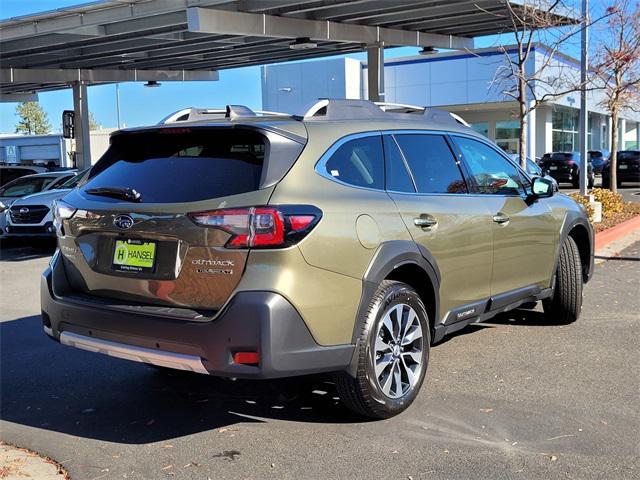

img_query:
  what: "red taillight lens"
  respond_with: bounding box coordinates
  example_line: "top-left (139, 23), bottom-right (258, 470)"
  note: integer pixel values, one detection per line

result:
top-left (288, 215), bottom-right (316, 231)
top-left (188, 206), bottom-right (320, 249)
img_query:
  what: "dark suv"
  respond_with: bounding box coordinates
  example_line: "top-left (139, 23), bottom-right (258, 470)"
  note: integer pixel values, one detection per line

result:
top-left (42, 100), bottom-right (594, 418)
top-left (540, 152), bottom-right (594, 188)
top-left (602, 151), bottom-right (640, 188)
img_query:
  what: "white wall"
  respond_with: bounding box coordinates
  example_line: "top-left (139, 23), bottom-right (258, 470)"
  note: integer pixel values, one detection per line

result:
top-left (261, 58), bottom-right (361, 114)
top-left (363, 50), bottom-right (522, 107)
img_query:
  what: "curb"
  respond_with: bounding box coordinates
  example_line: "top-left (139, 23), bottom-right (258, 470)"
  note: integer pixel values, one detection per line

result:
top-left (594, 214), bottom-right (640, 251)
top-left (0, 442), bottom-right (68, 480)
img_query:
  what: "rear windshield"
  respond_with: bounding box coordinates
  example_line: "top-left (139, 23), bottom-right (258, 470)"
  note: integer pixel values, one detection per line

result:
top-left (550, 153), bottom-right (574, 161)
top-left (83, 129), bottom-right (266, 203)
top-left (618, 151), bottom-right (639, 161)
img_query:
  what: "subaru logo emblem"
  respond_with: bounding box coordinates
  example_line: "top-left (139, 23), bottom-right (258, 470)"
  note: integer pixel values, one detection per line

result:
top-left (19, 207), bottom-right (29, 214)
top-left (113, 214), bottom-right (134, 230)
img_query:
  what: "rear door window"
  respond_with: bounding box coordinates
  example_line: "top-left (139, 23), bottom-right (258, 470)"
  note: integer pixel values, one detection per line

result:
top-left (383, 135), bottom-right (415, 193)
top-left (323, 135), bottom-right (384, 190)
top-left (393, 134), bottom-right (467, 194)
top-left (82, 129), bottom-right (267, 203)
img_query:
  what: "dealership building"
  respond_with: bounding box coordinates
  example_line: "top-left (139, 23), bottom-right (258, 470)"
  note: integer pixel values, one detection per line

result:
top-left (262, 45), bottom-right (640, 159)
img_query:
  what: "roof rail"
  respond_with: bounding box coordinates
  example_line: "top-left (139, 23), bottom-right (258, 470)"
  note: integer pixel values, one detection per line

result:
top-left (301, 99), bottom-right (471, 127)
top-left (159, 106), bottom-right (291, 124)
top-left (158, 100), bottom-right (471, 128)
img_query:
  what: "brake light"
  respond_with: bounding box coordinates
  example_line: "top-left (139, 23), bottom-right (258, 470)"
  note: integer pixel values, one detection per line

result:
top-left (188, 205), bottom-right (321, 249)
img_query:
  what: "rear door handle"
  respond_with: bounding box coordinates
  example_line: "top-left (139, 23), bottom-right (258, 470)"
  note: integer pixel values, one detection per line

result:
top-left (493, 213), bottom-right (510, 224)
top-left (414, 215), bottom-right (437, 228)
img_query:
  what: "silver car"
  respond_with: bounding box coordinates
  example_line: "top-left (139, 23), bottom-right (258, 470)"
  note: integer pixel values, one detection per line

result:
top-left (3, 170), bottom-right (88, 238)
top-left (0, 171), bottom-right (76, 237)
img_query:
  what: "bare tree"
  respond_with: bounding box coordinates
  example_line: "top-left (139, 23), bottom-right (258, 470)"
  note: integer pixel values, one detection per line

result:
top-left (481, 1), bottom-right (603, 168)
top-left (591, 0), bottom-right (640, 193)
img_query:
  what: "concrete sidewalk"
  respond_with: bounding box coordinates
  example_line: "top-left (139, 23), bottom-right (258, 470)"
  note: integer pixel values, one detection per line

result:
top-left (0, 443), bottom-right (67, 479)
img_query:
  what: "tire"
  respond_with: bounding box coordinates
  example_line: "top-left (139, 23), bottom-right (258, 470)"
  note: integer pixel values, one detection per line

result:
top-left (336, 280), bottom-right (430, 419)
top-left (602, 177), bottom-right (610, 189)
top-left (588, 177), bottom-right (594, 189)
top-left (543, 236), bottom-right (583, 324)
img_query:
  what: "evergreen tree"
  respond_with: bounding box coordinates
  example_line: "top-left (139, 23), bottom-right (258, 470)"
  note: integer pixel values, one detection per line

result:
top-left (15, 102), bottom-right (52, 135)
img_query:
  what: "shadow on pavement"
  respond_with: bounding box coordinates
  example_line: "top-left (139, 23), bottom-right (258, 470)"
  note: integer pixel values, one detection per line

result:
top-left (594, 255), bottom-right (640, 262)
top-left (0, 316), bottom-right (363, 445)
top-left (0, 238), bottom-right (56, 262)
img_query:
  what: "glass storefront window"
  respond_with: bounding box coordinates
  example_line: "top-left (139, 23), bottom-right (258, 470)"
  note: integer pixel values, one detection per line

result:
top-left (496, 120), bottom-right (520, 154)
top-left (552, 110), bottom-right (579, 152)
top-left (471, 122), bottom-right (489, 137)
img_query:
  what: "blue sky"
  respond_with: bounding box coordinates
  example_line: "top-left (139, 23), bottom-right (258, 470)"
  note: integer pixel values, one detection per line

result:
top-left (0, 0), bottom-right (594, 133)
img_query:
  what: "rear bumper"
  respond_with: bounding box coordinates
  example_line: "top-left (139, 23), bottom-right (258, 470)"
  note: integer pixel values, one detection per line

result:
top-left (41, 252), bottom-right (354, 379)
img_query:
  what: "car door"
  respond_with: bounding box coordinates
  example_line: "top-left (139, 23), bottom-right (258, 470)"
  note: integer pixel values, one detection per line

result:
top-left (450, 135), bottom-right (557, 297)
top-left (385, 132), bottom-right (494, 325)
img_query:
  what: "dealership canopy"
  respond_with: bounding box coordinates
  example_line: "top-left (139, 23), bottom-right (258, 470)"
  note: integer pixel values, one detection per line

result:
top-left (0, 0), bottom-right (577, 166)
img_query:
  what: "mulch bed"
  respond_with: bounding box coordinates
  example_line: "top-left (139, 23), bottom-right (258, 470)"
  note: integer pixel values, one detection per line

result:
top-left (594, 203), bottom-right (640, 233)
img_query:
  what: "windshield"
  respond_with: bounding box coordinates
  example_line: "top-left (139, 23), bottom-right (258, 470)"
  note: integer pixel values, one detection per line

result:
top-left (60, 168), bottom-right (91, 189)
top-left (0, 176), bottom-right (57, 198)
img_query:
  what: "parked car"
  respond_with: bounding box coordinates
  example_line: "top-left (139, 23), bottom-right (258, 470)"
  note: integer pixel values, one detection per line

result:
top-left (588, 150), bottom-right (609, 175)
top-left (4, 169), bottom-right (89, 238)
top-left (0, 171), bottom-right (77, 236)
top-left (602, 150), bottom-right (640, 188)
top-left (0, 165), bottom-right (47, 186)
top-left (510, 154), bottom-right (559, 191)
top-left (539, 152), bottom-right (594, 188)
top-left (42, 100), bottom-right (593, 419)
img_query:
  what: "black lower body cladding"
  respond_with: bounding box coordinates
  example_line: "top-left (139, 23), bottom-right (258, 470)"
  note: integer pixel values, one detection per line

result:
top-left (41, 253), bottom-right (354, 379)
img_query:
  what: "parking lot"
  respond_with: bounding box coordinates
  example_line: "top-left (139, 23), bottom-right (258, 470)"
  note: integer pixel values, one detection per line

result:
top-left (0, 235), bottom-right (638, 480)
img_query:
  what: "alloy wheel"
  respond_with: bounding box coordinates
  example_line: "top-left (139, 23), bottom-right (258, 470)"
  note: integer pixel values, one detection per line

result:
top-left (373, 303), bottom-right (424, 399)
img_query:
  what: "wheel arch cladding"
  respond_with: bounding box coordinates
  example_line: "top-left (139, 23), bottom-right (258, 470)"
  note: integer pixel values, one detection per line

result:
top-left (354, 241), bottom-right (440, 342)
top-left (564, 218), bottom-right (594, 283)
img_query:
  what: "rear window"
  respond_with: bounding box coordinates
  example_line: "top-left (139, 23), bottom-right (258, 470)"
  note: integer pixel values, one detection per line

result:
top-left (550, 153), bottom-right (573, 161)
top-left (83, 129), bottom-right (267, 203)
top-left (618, 151), bottom-right (639, 161)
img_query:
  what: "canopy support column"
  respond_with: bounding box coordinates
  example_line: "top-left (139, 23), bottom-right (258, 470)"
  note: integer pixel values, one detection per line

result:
top-left (72, 81), bottom-right (91, 169)
top-left (367, 44), bottom-right (385, 102)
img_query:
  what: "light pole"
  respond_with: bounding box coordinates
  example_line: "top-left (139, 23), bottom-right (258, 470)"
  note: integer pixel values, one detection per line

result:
top-left (115, 82), bottom-right (122, 129)
top-left (579, 0), bottom-right (589, 196)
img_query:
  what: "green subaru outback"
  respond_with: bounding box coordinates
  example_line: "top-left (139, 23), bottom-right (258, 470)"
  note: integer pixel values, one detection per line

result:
top-left (42, 100), bottom-right (593, 419)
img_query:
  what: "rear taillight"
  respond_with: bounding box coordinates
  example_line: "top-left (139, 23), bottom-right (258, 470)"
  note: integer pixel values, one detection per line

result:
top-left (188, 205), bottom-right (321, 249)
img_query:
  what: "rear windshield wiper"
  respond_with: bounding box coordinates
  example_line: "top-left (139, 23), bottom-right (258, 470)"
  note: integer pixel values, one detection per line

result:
top-left (85, 186), bottom-right (142, 202)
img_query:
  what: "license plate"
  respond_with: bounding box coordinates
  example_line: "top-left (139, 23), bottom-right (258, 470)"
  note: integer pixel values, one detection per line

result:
top-left (619, 164), bottom-right (628, 170)
top-left (112, 239), bottom-right (156, 272)
top-left (549, 166), bottom-right (558, 170)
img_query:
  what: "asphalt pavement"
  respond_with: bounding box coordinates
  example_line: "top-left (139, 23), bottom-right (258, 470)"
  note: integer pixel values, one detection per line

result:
top-left (0, 239), bottom-right (638, 480)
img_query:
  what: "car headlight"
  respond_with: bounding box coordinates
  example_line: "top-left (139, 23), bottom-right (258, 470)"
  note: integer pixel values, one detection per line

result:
top-left (0, 201), bottom-right (6, 213)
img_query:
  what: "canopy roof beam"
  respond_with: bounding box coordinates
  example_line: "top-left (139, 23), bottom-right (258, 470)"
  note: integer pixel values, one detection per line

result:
top-left (187, 7), bottom-right (474, 50)
top-left (1, 67), bottom-right (218, 86)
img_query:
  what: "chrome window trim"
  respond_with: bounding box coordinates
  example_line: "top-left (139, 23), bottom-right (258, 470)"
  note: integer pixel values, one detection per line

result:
top-left (315, 128), bottom-right (476, 194)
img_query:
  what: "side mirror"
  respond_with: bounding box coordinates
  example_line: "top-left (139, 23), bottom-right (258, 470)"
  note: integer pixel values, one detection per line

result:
top-left (531, 176), bottom-right (554, 199)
